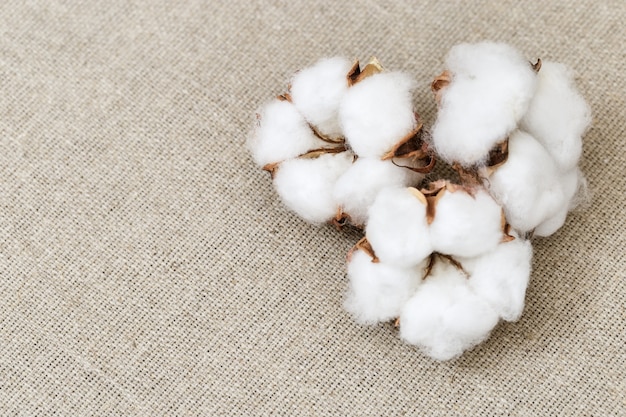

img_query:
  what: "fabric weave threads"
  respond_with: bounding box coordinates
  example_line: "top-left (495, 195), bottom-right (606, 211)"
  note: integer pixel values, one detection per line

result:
top-left (0, 1), bottom-right (624, 415)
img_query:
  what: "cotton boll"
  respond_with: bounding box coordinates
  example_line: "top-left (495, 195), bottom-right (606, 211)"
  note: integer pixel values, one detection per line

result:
top-left (399, 260), bottom-right (499, 361)
top-left (483, 130), bottom-right (565, 233)
top-left (429, 187), bottom-right (503, 258)
top-left (521, 61), bottom-right (591, 171)
top-left (365, 187), bottom-right (432, 268)
top-left (534, 168), bottom-right (585, 237)
top-left (462, 237), bottom-right (533, 321)
top-left (272, 152), bottom-right (353, 224)
top-left (333, 158), bottom-right (424, 226)
top-left (290, 57), bottom-right (354, 138)
top-left (249, 99), bottom-right (328, 167)
top-left (432, 42), bottom-right (537, 166)
top-left (339, 72), bottom-right (417, 157)
top-left (344, 249), bottom-right (424, 325)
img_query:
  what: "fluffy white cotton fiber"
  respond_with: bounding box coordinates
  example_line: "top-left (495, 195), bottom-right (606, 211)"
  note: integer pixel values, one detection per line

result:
top-left (333, 158), bottom-right (423, 226)
top-left (365, 187), bottom-right (432, 267)
top-left (344, 249), bottom-right (424, 325)
top-left (290, 57), bottom-right (353, 138)
top-left (249, 99), bottom-right (328, 167)
top-left (399, 259), bottom-right (499, 361)
top-left (273, 152), bottom-right (353, 224)
top-left (521, 61), bottom-right (591, 171)
top-left (463, 237), bottom-right (533, 321)
top-left (251, 47), bottom-right (591, 361)
top-left (432, 42), bottom-right (537, 166)
top-left (483, 130), bottom-right (565, 233)
top-left (534, 168), bottom-right (585, 237)
top-left (339, 72), bottom-right (417, 157)
top-left (429, 187), bottom-right (503, 257)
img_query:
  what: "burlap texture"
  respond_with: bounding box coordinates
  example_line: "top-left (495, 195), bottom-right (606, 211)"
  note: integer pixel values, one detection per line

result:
top-left (0, 1), bottom-right (624, 415)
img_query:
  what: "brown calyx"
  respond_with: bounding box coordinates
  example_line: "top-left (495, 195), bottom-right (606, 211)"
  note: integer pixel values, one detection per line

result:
top-left (381, 122), bottom-right (436, 174)
top-left (331, 207), bottom-right (353, 230)
top-left (395, 153), bottom-right (436, 174)
top-left (502, 221), bottom-right (515, 243)
top-left (452, 139), bottom-right (509, 184)
top-left (531, 58), bottom-right (542, 73)
top-left (262, 162), bottom-right (280, 179)
top-left (298, 145), bottom-right (348, 160)
top-left (408, 187), bottom-right (428, 206)
top-left (420, 180), bottom-right (449, 197)
top-left (438, 253), bottom-right (469, 278)
top-left (420, 180), bottom-right (480, 224)
top-left (349, 237), bottom-right (379, 263)
top-left (263, 144), bottom-right (348, 179)
top-left (423, 252), bottom-right (470, 280)
top-left (487, 139), bottom-right (509, 171)
top-left (276, 93), bottom-right (293, 102)
top-left (431, 70), bottom-right (451, 104)
top-left (421, 180), bottom-right (448, 224)
top-left (309, 123), bottom-right (345, 144)
top-left (347, 57), bottom-right (384, 86)
top-left (425, 191), bottom-right (444, 225)
top-left (382, 123), bottom-right (426, 160)
top-left (452, 162), bottom-right (483, 187)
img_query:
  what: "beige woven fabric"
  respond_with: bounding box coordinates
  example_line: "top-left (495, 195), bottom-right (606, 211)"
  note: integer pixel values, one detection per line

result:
top-left (0, 1), bottom-right (624, 415)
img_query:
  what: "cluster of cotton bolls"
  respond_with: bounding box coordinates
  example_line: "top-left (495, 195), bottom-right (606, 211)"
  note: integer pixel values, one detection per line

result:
top-left (345, 182), bottom-right (533, 360)
top-left (248, 41), bottom-right (590, 361)
top-left (248, 57), bottom-right (434, 227)
top-left (431, 42), bottom-right (591, 237)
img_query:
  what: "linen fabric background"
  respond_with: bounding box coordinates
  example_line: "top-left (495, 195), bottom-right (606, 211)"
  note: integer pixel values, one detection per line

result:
top-left (0, 1), bottom-right (624, 416)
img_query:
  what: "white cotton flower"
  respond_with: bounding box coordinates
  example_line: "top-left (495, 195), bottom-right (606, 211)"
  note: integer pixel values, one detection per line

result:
top-left (339, 72), bottom-right (417, 157)
top-left (365, 187), bottom-right (432, 268)
top-left (272, 152), bottom-right (353, 224)
top-left (344, 249), bottom-right (424, 325)
top-left (534, 168), bottom-right (586, 237)
top-left (462, 237), bottom-right (533, 322)
top-left (249, 50), bottom-right (591, 359)
top-left (399, 259), bottom-right (499, 361)
top-left (482, 130), bottom-right (566, 233)
top-left (432, 41), bottom-right (537, 166)
top-left (248, 99), bottom-right (328, 167)
top-left (290, 57), bottom-right (353, 138)
top-left (333, 158), bottom-right (424, 226)
top-left (521, 61), bottom-right (591, 171)
top-left (429, 187), bottom-right (503, 258)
